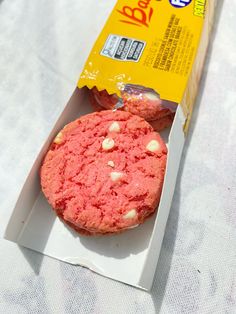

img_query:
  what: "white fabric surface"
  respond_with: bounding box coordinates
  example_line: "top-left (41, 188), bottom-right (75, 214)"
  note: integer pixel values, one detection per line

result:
top-left (0, 1), bottom-right (236, 313)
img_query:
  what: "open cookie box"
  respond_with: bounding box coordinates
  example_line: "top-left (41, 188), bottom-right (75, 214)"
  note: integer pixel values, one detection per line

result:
top-left (4, 1), bottom-right (216, 290)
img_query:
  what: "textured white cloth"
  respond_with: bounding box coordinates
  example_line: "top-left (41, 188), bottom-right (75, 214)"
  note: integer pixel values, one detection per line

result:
top-left (0, 1), bottom-right (236, 313)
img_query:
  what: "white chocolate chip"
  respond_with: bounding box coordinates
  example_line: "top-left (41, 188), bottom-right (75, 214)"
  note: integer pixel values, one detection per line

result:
top-left (107, 160), bottom-right (115, 167)
top-left (145, 92), bottom-right (159, 101)
top-left (110, 171), bottom-right (123, 182)
top-left (123, 209), bottom-right (137, 219)
top-left (109, 121), bottom-right (120, 132)
top-left (102, 138), bottom-right (115, 150)
top-left (54, 132), bottom-right (63, 144)
top-left (146, 140), bottom-right (160, 152)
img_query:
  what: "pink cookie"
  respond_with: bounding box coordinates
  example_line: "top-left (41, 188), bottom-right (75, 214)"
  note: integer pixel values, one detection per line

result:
top-left (149, 113), bottom-right (175, 132)
top-left (40, 110), bottom-right (167, 235)
top-left (90, 93), bottom-right (174, 132)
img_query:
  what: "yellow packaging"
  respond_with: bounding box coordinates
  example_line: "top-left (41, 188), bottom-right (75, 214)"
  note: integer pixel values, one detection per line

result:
top-left (78, 0), bottom-right (206, 106)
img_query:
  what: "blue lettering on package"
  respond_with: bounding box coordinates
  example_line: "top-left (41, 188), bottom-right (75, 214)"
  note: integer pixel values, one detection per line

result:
top-left (169, 0), bottom-right (192, 8)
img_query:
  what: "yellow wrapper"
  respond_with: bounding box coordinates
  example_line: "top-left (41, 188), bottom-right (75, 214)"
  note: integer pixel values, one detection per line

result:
top-left (78, 0), bottom-right (206, 105)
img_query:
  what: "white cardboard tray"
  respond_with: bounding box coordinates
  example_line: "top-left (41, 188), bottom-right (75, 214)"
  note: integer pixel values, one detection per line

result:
top-left (4, 87), bottom-right (185, 290)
